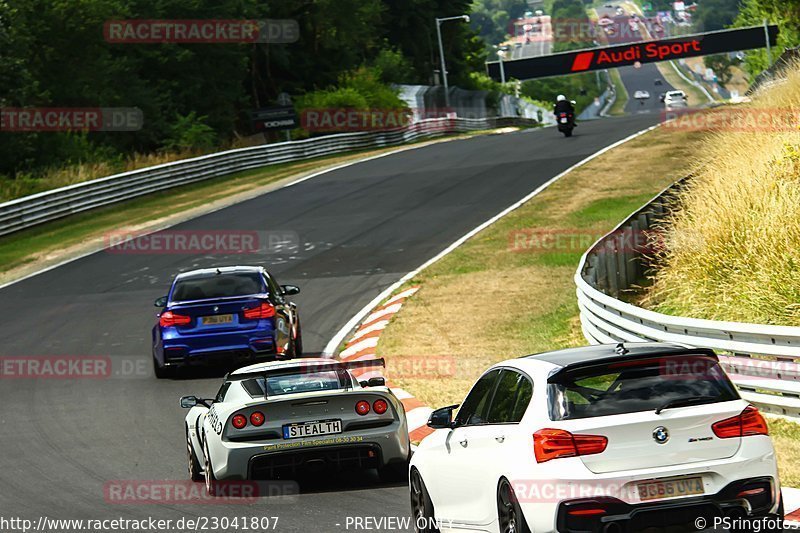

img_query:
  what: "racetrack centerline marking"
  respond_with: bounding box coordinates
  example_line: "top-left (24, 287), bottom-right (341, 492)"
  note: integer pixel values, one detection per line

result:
top-left (0, 136), bottom-right (477, 293)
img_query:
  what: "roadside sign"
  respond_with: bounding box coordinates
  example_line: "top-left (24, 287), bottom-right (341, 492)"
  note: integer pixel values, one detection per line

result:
top-left (251, 105), bottom-right (297, 131)
top-left (486, 25), bottom-right (778, 81)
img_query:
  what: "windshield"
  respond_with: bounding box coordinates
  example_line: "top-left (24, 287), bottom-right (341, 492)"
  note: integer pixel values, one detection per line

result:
top-left (548, 355), bottom-right (739, 420)
top-left (241, 369), bottom-right (351, 398)
top-left (171, 273), bottom-right (265, 301)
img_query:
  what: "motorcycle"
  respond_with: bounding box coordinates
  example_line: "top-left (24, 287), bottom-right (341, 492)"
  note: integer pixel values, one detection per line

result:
top-left (557, 111), bottom-right (574, 137)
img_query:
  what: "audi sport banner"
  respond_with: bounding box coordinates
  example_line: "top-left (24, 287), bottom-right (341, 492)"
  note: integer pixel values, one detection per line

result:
top-left (486, 25), bottom-right (778, 81)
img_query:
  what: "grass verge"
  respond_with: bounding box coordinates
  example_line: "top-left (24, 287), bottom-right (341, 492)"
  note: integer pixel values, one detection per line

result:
top-left (376, 120), bottom-right (800, 482)
top-left (608, 69), bottom-right (629, 116)
top-left (657, 61), bottom-right (712, 105)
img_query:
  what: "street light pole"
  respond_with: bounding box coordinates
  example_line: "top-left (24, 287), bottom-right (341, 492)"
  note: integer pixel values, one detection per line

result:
top-left (435, 15), bottom-right (470, 109)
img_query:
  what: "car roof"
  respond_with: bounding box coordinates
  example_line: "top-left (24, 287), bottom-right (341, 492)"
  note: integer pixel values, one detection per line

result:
top-left (230, 357), bottom-right (336, 376)
top-left (523, 342), bottom-right (710, 369)
top-left (174, 265), bottom-right (265, 280)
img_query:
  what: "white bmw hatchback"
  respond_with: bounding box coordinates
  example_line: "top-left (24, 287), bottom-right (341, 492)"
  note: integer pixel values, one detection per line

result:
top-left (410, 343), bottom-right (783, 533)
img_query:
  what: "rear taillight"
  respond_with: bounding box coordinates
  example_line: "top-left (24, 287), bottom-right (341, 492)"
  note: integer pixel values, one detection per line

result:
top-left (159, 311), bottom-right (191, 327)
top-left (534, 429), bottom-right (608, 463)
top-left (250, 411), bottom-right (265, 426)
top-left (712, 406), bottom-right (769, 438)
top-left (373, 399), bottom-right (388, 414)
top-left (568, 508), bottom-right (606, 516)
top-left (232, 414), bottom-right (247, 429)
top-left (355, 401), bottom-right (370, 416)
top-left (243, 302), bottom-right (276, 320)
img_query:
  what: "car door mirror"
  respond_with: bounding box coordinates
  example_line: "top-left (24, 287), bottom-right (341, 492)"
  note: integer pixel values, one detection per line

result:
top-left (281, 284), bottom-right (300, 296)
top-left (427, 404), bottom-right (459, 429)
top-left (154, 296), bottom-right (168, 308)
top-left (180, 395), bottom-right (198, 408)
top-left (368, 377), bottom-right (385, 387)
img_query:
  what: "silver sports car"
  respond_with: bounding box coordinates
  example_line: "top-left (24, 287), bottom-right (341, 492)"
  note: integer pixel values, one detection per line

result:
top-left (181, 358), bottom-right (410, 494)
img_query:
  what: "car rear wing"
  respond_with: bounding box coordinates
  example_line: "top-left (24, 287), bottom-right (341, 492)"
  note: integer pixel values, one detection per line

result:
top-left (226, 358), bottom-right (386, 381)
top-left (546, 348), bottom-right (718, 384)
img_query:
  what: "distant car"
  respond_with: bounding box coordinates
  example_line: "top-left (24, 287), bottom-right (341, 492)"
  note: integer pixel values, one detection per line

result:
top-left (604, 3), bottom-right (614, 7)
top-left (152, 266), bottom-right (303, 378)
top-left (514, 42), bottom-right (522, 48)
top-left (616, 6), bottom-right (625, 15)
top-left (654, 78), bottom-right (663, 86)
top-left (535, 9), bottom-right (544, 15)
top-left (182, 358), bottom-right (410, 493)
top-left (634, 90), bottom-right (651, 100)
top-left (410, 343), bottom-right (783, 533)
top-left (664, 90), bottom-right (688, 107)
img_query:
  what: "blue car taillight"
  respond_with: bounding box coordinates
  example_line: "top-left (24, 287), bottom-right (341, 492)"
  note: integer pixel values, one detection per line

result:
top-left (160, 311), bottom-right (191, 327)
top-left (242, 302), bottom-right (276, 320)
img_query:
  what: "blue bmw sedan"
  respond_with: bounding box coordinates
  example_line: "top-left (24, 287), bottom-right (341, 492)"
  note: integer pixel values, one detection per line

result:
top-left (152, 266), bottom-right (302, 378)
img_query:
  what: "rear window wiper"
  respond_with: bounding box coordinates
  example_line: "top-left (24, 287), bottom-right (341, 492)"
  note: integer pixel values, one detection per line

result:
top-left (655, 395), bottom-right (717, 414)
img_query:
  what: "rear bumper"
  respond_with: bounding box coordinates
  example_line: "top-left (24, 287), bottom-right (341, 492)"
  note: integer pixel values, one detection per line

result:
top-left (158, 326), bottom-right (281, 367)
top-left (556, 477), bottom-right (780, 533)
top-left (210, 422), bottom-right (410, 480)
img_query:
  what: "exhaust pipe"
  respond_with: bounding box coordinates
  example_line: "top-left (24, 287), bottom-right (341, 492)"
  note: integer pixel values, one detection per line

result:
top-left (602, 521), bottom-right (622, 533)
top-left (725, 507), bottom-right (747, 520)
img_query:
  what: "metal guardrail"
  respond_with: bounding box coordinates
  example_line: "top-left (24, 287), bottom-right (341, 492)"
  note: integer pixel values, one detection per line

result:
top-left (0, 117), bottom-right (533, 237)
top-left (575, 180), bottom-right (800, 419)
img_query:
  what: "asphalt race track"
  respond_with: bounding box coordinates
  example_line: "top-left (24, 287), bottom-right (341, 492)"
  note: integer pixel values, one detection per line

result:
top-left (596, 5), bottom-right (677, 114)
top-left (0, 114), bottom-right (666, 532)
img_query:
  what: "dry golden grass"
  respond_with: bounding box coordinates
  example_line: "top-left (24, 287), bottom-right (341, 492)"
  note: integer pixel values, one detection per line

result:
top-left (378, 123), bottom-right (704, 408)
top-left (768, 417), bottom-right (800, 487)
top-left (644, 62), bottom-right (800, 325)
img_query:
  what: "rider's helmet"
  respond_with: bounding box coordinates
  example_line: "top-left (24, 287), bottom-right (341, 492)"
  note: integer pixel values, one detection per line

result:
top-left (556, 94), bottom-right (567, 102)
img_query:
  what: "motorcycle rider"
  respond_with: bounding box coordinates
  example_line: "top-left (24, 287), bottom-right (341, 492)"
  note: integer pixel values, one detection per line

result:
top-left (553, 94), bottom-right (575, 118)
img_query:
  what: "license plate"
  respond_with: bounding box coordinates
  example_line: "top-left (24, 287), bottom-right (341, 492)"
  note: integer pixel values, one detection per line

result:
top-left (637, 476), bottom-right (704, 501)
top-left (560, 117), bottom-right (568, 123)
top-left (202, 314), bottom-right (233, 325)
top-left (283, 419), bottom-right (342, 439)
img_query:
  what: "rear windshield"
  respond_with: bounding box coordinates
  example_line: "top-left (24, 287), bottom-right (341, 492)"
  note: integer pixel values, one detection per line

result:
top-left (241, 369), bottom-right (351, 398)
top-left (548, 355), bottom-right (739, 421)
top-left (171, 273), bottom-right (265, 301)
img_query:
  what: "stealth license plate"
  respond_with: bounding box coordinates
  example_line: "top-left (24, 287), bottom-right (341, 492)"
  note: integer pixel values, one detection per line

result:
top-left (283, 419), bottom-right (342, 439)
top-left (637, 476), bottom-right (704, 501)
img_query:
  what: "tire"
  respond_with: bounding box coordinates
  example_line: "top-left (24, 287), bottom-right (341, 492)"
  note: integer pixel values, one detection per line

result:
top-left (293, 320), bottom-right (303, 357)
top-left (152, 353), bottom-right (172, 379)
top-left (186, 426), bottom-right (203, 482)
top-left (410, 469), bottom-right (439, 533)
top-left (563, 129), bottom-right (573, 137)
top-left (497, 479), bottom-right (530, 533)
top-left (379, 461), bottom-right (408, 483)
top-left (203, 436), bottom-right (220, 496)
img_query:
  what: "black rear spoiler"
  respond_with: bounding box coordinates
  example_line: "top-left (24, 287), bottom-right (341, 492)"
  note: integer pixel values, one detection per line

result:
top-left (546, 348), bottom-right (718, 384)
top-left (226, 358), bottom-right (385, 381)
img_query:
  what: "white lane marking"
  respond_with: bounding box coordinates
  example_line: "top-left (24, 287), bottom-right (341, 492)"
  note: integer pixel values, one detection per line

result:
top-left (405, 407), bottom-right (434, 431)
top-left (382, 287), bottom-right (419, 307)
top-left (349, 320), bottom-right (390, 342)
top-left (339, 337), bottom-right (379, 358)
top-left (323, 123), bottom-right (661, 355)
top-left (0, 142), bottom-right (452, 293)
top-left (360, 303), bottom-right (404, 328)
